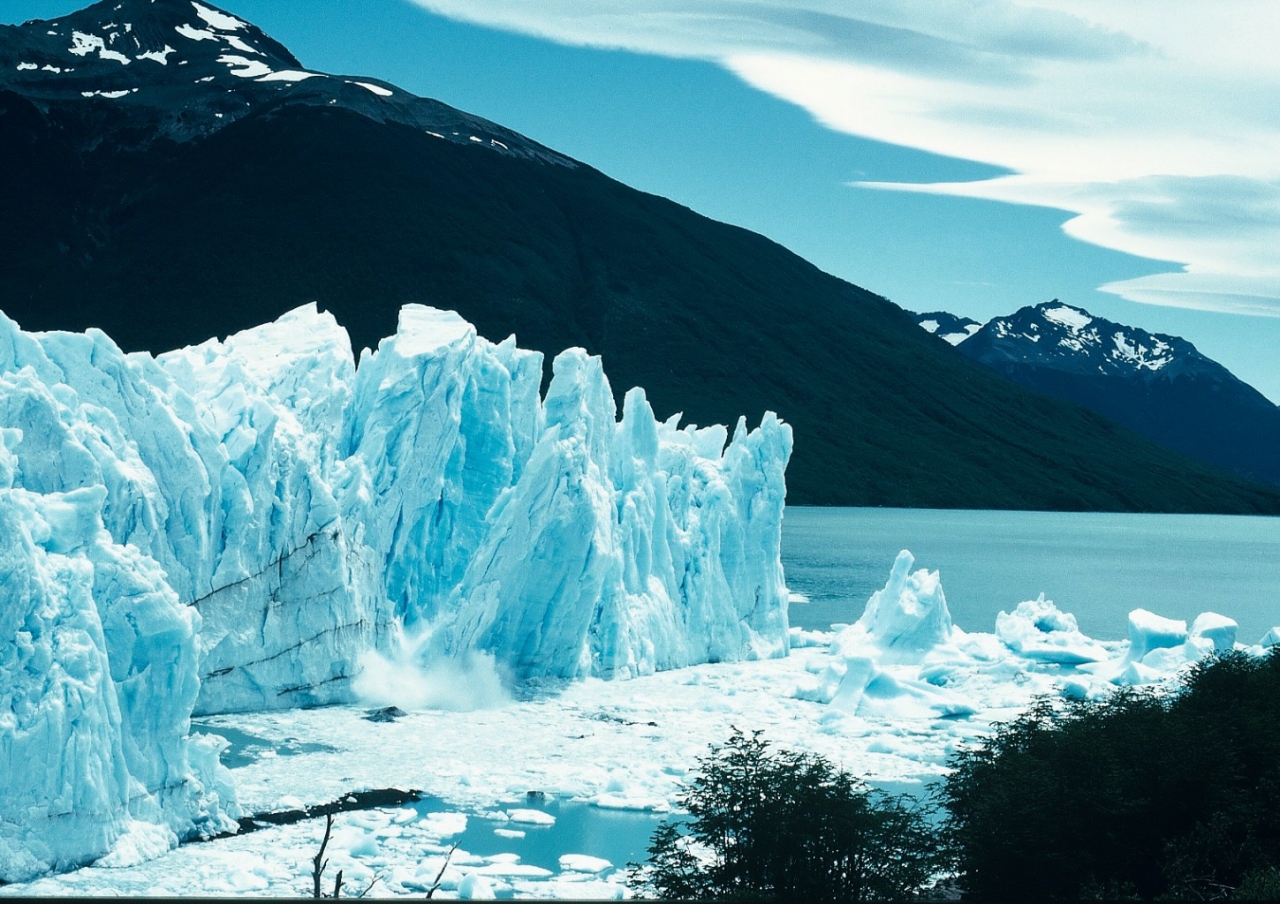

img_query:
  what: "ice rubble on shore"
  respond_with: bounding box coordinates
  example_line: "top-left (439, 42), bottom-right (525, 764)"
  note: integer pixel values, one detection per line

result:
top-left (0, 303), bottom-right (790, 881)
top-left (795, 549), bottom-right (1261, 720)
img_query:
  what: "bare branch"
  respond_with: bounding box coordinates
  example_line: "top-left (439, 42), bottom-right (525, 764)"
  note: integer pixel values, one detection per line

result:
top-left (426, 841), bottom-right (461, 899)
top-left (312, 813), bottom-right (335, 899)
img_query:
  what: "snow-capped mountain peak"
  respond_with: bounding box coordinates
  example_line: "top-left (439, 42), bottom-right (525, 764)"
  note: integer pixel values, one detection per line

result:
top-left (0, 0), bottom-right (569, 160)
top-left (910, 300), bottom-right (1280, 486)
top-left (949, 300), bottom-right (1204, 380)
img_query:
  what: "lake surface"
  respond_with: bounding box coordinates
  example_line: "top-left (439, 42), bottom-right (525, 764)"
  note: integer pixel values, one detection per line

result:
top-left (782, 507), bottom-right (1280, 644)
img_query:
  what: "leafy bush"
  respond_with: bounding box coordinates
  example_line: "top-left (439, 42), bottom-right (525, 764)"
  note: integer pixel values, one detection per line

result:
top-left (941, 649), bottom-right (1280, 901)
top-left (629, 729), bottom-right (942, 901)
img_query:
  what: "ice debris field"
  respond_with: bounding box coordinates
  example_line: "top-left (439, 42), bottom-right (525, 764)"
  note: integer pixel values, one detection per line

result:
top-left (1, 304), bottom-right (1275, 897)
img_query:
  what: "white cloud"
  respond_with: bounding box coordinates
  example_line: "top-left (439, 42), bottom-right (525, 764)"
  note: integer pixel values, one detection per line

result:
top-left (409, 0), bottom-right (1280, 316)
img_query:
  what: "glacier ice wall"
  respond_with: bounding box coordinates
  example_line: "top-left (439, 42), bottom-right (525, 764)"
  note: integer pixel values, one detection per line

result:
top-left (350, 307), bottom-right (793, 681)
top-left (0, 301), bottom-right (791, 879)
top-left (0, 431), bottom-right (238, 883)
top-left (0, 302), bottom-right (791, 701)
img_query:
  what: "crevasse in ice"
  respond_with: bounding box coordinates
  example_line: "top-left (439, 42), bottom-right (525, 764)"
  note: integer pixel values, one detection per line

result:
top-left (0, 303), bottom-right (791, 880)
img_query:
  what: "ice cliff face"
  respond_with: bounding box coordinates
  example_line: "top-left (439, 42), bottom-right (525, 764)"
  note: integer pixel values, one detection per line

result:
top-left (0, 302), bottom-right (791, 879)
top-left (347, 306), bottom-right (793, 681)
top-left (0, 431), bottom-right (239, 883)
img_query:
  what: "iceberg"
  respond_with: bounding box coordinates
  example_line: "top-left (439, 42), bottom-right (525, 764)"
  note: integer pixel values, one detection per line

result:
top-left (995, 595), bottom-right (1108, 664)
top-left (798, 551), bottom-right (977, 718)
top-left (0, 302), bottom-right (791, 878)
top-left (830, 550), bottom-right (956, 664)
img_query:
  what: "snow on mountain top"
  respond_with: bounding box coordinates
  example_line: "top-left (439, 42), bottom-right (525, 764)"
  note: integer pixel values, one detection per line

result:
top-left (913, 300), bottom-right (1217, 380)
top-left (0, 0), bottom-right (576, 165)
top-left (1042, 304), bottom-right (1093, 331)
top-left (191, 2), bottom-right (246, 31)
top-left (910, 310), bottom-right (981, 346)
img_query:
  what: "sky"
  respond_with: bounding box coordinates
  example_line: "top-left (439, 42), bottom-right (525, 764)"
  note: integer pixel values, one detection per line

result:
top-left (6, 0), bottom-right (1280, 401)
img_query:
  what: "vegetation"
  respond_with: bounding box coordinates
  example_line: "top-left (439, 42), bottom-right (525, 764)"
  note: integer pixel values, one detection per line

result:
top-left (941, 649), bottom-right (1280, 901)
top-left (635, 652), bottom-right (1280, 901)
top-left (629, 729), bottom-right (942, 901)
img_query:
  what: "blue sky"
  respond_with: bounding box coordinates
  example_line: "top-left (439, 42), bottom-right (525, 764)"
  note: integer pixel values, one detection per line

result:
top-left (7, 0), bottom-right (1280, 401)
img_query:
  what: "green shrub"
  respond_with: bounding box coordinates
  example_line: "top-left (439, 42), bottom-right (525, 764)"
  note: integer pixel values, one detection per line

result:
top-left (629, 729), bottom-right (942, 901)
top-left (941, 649), bottom-right (1280, 901)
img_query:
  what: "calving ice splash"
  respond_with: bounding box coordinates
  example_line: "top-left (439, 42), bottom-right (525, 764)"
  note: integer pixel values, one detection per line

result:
top-left (0, 303), bottom-right (791, 882)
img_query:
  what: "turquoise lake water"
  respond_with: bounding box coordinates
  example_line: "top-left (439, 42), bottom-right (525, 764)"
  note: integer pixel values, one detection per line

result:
top-left (782, 506), bottom-right (1280, 644)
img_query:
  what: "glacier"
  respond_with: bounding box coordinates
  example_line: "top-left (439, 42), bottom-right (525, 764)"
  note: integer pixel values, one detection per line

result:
top-left (0, 302), bottom-right (792, 881)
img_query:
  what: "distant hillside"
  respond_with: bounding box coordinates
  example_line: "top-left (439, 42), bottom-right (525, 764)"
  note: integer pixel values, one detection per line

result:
top-left (3, 0), bottom-right (1280, 513)
top-left (912, 302), bottom-right (1280, 487)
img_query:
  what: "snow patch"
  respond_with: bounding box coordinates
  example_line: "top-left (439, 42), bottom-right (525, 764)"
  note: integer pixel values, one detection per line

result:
top-left (258, 70), bottom-right (323, 83)
top-left (16, 62), bottom-right (37, 71)
top-left (353, 80), bottom-right (393, 97)
top-left (1043, 304), bottom-right (1093, 330)
top-left (69, 30), bottom-right (131, 64)
top-left (217, 54), bottom-right (271, 78)
top-left (192, 2), bottom-right (247, 31)
top-left (221, 34), bottom-right (260, 55)
top-left (136, 46), bottom-right (176, 65)
top-left (941, 325), bottom-right (980, 345)
top-left (174, 24), bottom-right (217, 42)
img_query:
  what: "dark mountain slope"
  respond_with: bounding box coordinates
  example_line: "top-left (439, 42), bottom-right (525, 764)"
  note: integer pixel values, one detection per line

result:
top-left (2, 1), bottom-right (1279, 513)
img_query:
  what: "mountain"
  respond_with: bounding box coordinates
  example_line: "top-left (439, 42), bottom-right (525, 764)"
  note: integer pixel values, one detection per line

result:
top-left (916, 311), bottom-right (982, 346)
top-left (911, 302), bottom-right (1280, 487)
top-left (3, 0), bottom-right (1280, 513)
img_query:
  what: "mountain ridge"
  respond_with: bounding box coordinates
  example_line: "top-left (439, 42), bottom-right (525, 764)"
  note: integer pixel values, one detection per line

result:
top-left (912, 301), bottom-right (1280, 487)
top-left (4, 0), bottom-right (1280, 513)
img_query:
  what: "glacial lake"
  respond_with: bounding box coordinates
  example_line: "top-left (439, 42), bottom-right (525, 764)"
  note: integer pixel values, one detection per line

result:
top-left (782, 506), bottom-right (1280, 645)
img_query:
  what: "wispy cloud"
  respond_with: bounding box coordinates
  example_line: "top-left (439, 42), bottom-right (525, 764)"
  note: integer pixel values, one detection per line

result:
top-left (407, 0), bottom-right (1280, 316)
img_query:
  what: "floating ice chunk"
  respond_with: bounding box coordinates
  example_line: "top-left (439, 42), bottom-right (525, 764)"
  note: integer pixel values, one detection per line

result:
top-left (834, 550), bottom-right (954, 663)
top-left (789, 626), bottom-right (832, 649)
top-left (801, 655), bottom-right (975, 719)
top-left (506, 809), bottom-right (555, 826)
top-left (1190, 612), bottom-right (1237, 652)
top-left (560, 854), bottom-right (612, 873)
top-left (995, 595), bottom-right (1107, 664)
top-left (423, 811), bottom-right (467, 837)
top-left (1262, 627), bottom-right (1280, 648)
top-left (1126, 608), bottom-right (1188, 661)
top-left (457, 872), bottom-right (497, 899)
